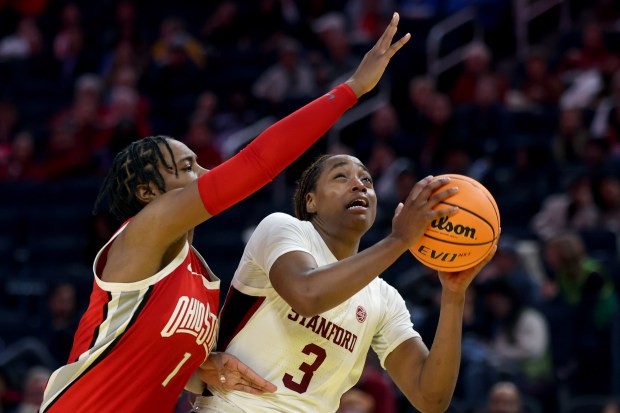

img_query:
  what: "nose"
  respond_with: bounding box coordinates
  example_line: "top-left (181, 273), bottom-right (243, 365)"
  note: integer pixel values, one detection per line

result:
top-left (197, 165), bottom-right (209, 177)
top-left (351, 178), bottom-right (367, 193)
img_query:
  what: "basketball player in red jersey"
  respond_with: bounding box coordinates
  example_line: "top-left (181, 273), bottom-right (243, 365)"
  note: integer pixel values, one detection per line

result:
top-left (38, 13), bottom-right (411, 413)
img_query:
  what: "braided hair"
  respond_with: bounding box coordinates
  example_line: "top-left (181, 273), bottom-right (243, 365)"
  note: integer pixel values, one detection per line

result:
top-left (293, 154), bottom-right (335, 221)
top-left (93, 135), bottom-right (178, 222)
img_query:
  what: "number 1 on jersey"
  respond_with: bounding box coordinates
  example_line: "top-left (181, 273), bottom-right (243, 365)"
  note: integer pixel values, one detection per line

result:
top-left (162, 352), bottom-right (192, 387)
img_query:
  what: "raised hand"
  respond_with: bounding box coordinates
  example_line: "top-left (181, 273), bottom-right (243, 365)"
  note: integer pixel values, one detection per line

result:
top-left (345, 12), bottom-right (411, 98)
top-left (199, 352), bottom-right (277, 395)
top-left (438, 242), bottom-right (499, 294)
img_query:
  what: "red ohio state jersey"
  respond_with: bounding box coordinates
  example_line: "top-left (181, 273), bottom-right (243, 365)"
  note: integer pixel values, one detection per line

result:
top-left (40, 222), bottom-right (220, 413)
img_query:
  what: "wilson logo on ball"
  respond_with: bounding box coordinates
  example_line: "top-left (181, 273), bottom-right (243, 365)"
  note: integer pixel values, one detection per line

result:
top-left (430, 216), bottom-right (477, 239)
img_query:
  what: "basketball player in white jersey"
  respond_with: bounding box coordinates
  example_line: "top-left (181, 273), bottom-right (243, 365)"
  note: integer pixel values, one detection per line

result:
top-left (193, 154), bottom-right (497, 412)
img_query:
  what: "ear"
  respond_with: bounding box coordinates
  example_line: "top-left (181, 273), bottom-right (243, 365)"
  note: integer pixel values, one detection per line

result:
top-left (136, 183), bottom-right (158, 205)
top-left (305, 192), bottom-right (317, 214)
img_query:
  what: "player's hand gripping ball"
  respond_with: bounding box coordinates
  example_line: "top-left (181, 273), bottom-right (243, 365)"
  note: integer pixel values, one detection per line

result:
top-left (410, 174), bottom-right (500, 271)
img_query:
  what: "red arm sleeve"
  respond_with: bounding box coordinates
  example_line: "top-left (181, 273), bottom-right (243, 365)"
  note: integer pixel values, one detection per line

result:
top-left (198, 83), bottom-right (357, 215)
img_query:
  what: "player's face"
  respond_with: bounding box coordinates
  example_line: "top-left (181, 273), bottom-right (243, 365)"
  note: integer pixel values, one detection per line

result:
top-left (307, 155), bottom-right (377, 232)
top-left (157, 139), bottom-right (208, 192)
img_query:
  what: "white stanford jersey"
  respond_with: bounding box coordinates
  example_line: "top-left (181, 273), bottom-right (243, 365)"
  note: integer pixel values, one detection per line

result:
top-left (40, 221), bottom-right (220, 413)
top-left (202, 213), bottom-right (419, 412)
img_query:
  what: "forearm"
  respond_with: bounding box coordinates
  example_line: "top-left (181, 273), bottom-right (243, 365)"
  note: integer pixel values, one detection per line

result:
top-left (417, 290), bottom-right (465, 407)
top-left (294, 236), bottom-right (407, 315)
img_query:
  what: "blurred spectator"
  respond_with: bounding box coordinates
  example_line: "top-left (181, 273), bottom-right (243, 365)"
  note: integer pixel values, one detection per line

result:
top-left (42, 73), bottom-right (110, 179)
top-left (530, 172), bottom-right (600, 241)
top-left (201, 0), bottom-right (245, 50)
top-left (345, 0), bottom-right (393, 45)
top-left (338, 355), bottom-right (396, 413)
top-left (540, 231), bottom-right (618, 395)
top-left (103, 80), bottom-right (150, 139)
top-left (183, 117), bottom-right (222, 170)
top-left (99, 0), bottom-right (147, 52)
top-left (53, 3), bottom-right (98, 80)
top-left (209, 88), bottom-right (260, 155)
top-left (311, 11), bottom-right (359, 88)
top-left (551, 107), bottom-right (590, 170)
top-left (352, 103), bottom-right (415, 165)
top-left (590, 70), bottom-right (620, 140)
top-left (415, 92), bottom-right (457, 174)
top-left (10, 366), bottom-right (50, 413)
top-left (252, 37), bottom-right (317, 115)
top-left (476, 236), bottom-right (542, 306)
top-left (145, 27), bottom-right (205, 135)
top-left (450, 42), bottom-right (509, 106)
top-left (0, 130), bottom-right (38, 182)
top-left (482, 279), bottom-right (552, 391)
top-left (454, 74), bottom-right (512, 161)
top-left (336, 387), bottom-right (374, 413)
top-left (559, 21), bottom-right (619, 81)
top-left (100, 41), bottom-right (149, 92)
top-left (35, 282), bottom-right (80, 367)
top-left (151, 16), bottom-right (205, 69)
top-left (483, 381), bottom-right (524, 413)
top-left (460, 279), bottom-right (552, 412)
top-left (509, 51), bottom-right (562, 110)
top-left (400, 75), bottom-right (436, 138)
top-left (591, 171), bottom-right (620, 232)
top-left (0, 16), bottom-right (43, 60)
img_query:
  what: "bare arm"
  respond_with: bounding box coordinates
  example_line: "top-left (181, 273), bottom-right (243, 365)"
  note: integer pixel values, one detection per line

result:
top-left (384, 247), bottom-right (497, 413)
top-left (270, 177), bottom-right (458, 316)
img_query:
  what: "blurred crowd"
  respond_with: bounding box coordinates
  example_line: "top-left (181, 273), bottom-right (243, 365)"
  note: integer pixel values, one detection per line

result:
top-left (0, 0), bottom-right (620, 412)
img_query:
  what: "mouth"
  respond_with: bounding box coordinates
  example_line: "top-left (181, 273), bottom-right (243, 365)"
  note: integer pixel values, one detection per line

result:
top-left (345, 197), bottom-right (369, 211)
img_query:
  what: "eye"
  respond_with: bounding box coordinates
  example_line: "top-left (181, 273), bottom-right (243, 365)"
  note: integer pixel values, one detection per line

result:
top-left (361, 176), bottom-right (373, 184)
top-left (334, 173), bottom-right (347, 180)
top-left (183, 163), bottom-right (194, 172)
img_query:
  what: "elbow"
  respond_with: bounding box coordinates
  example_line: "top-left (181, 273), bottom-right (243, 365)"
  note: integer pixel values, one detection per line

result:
top-left (417, 402), bottom-right (451, 413)
top-left (414, 394), bottom-right (453, 413)
top-left (289, 296), bottom-right (323, 317)
top-left (286, 289), bottom-right (325, 317)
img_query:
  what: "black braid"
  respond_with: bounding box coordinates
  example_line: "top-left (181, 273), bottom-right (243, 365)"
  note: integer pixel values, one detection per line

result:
top-left (93, 135), bottom-right (178, 222)
top-left (293, 154), bottom-right (334, 221)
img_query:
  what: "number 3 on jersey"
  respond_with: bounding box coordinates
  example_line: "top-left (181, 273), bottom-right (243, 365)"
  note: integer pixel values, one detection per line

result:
top-left (282, 343), bottom-right (326, 394)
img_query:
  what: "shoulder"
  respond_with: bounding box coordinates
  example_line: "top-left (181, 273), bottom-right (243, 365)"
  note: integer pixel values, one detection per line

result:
top-left (250, 212), bottom-right (309, 242)
top-left (259, 212), bottom-right (300, 226)
top-left (254, 212), bottom-right (305, 233)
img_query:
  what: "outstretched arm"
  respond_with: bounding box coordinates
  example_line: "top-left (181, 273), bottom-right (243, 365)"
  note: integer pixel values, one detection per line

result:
top-left (138, 13), bottom-right (411, 247)
top-left (384, 246), bottom-right (497, 413)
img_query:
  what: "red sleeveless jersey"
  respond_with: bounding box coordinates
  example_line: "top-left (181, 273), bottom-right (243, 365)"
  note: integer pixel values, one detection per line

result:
top-left (40, 223), bottom-right (220, 413)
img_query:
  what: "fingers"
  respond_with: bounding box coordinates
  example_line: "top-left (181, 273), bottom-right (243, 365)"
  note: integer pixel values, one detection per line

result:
top-left (211, 352), bottom-right (226, 383)
top-left (376, 12), bottom-right (400, 50)
top-left (409, 176), bottom-right (456, 206)
top-left (238, 364), bottom-right (277, 393)
top-left (408, 175), bottom-right (435, 200)
top-left (387, 32), bottom-right (411, 58)
top-left (375, 13), bottom-right (410, 58)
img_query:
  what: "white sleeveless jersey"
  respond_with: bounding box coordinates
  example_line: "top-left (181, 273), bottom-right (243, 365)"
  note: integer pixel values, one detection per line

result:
top-left (202, 212), bottom-right (419, 412)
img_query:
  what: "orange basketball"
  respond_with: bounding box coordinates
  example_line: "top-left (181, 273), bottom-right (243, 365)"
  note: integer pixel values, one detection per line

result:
top-left (410, 174), bottom-right (500, 272)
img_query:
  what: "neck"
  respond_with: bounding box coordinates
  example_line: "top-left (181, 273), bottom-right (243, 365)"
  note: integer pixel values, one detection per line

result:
top-left (310, 219), bottom-right (363, 260)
